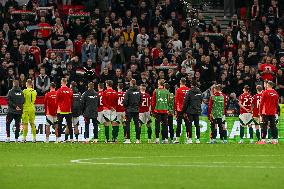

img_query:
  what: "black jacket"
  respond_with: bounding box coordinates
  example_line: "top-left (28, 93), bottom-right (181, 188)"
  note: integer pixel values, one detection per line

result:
top-left (81, 89), bottom-right (99, 118)
top-left (182, 86), bottom-right (203, 115)
top-left (123, 86), bottom-right (142, 113)
top-left (72, 92), bottom-right (81, 117)
top-left (7, 87), bottom-right (24, 115)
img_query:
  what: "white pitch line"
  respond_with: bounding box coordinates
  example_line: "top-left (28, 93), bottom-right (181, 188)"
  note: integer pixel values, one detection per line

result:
top-left (69, 155), bottom-right (284, 169)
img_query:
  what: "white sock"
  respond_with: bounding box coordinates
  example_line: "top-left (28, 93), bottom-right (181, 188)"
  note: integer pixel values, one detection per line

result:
top-left (46, 137), bottom-right (49, 142)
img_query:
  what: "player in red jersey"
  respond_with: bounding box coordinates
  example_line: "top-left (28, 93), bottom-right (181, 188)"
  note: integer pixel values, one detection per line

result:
top-left (174, 78), bottom-right (190, 143)
top-left (44, 83), bottom-right (58, 143)
top-left (102, 80), bottom-right (119, 143)
top-left (238, 85), bottom-right (253, 144)
top-left (258, 81), bottom-right (279, 144)
top-left (116, 83), bottom-right (125, 142)
top-left (139, 84), bottom-right (152, 143)
top-left (252, 85), bottom-right (263, 142)
top-left (56, 78), bottom-right (73, 143)
top-left (97, 83), bottom-right (105, 126)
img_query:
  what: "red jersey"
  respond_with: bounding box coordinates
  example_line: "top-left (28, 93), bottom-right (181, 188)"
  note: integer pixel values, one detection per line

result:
top-left (239, 92), bottom-right (253, 114)
top-left (260, 89), bottom-right (279, 115)
top-left (117, 91), bottom-right (125, 113)
top-left (56, 86), bottom-right (73, 113)
top-left (44, 90), bottom-right (57, 116)
top-left (38, 23), bottom-right (51, 38)
top-left (74, 39), bottom-right (84, 55)
top-left (259, 63), bottom-right (277, 81)
top-left (102, 88), bottom-right (118, 111)
top-left (174, 86), bottom-right (190, 112)
top-left (252, 93), bottom-right (262, 117)
top-left (29, 46), bottom-right (41, 65)
top-left (98, 90), bottom-right (104, 112)
top-left (139, 92), bottom-right (151, 113)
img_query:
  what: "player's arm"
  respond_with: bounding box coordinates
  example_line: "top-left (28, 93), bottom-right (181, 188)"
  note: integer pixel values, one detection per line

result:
top-left (174, 89), bottom-right (178, 112)
top-left (223, 95), bottom-right (227, 115)
top-left (238, 96), bottom-right (249, 113)
top-left (151, 90), bottom-right (156, 113)
top-left (182, 91), bottom-right (190, 114)
top-left (32, 90), bottom-right (37, 104)
top-left (259, 92), bottom-right (266, 116)
top-left (208, 96), bottom-right (213, 118)
top-left (44, 93), bottom-right (48, 114)
top-left (123, 91), bottom-right (129, 108)
top-left (80, 92), bottom-right (86, 113)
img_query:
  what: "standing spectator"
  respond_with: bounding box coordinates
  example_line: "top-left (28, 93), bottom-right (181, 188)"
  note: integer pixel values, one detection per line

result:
top-left (98, 40), bottom-right (113, 73)
top-left (35, 67), bottom-right (50, 96)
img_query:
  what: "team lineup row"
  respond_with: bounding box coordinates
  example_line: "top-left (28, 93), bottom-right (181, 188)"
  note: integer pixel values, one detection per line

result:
top-left (4, 77), bottom-right (279, 144)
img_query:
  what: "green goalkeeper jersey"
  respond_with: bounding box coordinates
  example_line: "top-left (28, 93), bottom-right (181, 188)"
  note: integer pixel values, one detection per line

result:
top-left (155, 89), bottom-right (169, 111)
top-left (211, 95), bottom-right (224, 119)
top-left (23, 87), bottom-right (37, 111)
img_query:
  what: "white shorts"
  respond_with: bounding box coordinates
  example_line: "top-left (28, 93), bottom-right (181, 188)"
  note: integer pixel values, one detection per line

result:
top-left (103, 110), bottom-right (117, 122)
top-left (253, 117), bottom-right (260, 125)
top-left (139, 112), bottom-right (151, 124)
top-left (72, 117), bottom-right (79, 126)
top-left (239, 113), bottom-right (253, 126)
top-left (116, 112), bottom-right (125, 123)
top-left (46, 115), bottom-right (57, 126)
top-left (97, 111), bottom-right (105, 124)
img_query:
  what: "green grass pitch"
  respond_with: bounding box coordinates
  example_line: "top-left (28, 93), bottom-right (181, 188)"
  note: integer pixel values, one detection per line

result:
top-left (0, 143), bottom-right (283, 189)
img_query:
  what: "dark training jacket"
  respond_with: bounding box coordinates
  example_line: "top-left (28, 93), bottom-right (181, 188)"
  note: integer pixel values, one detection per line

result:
top-left (123, 86), bottom-right (142, 113)
top-left (72, 92), bottom-right (81, 117)
top-left (182, 86), bottom-right (203, 115)
top-left (81, 89), bottom-right (99, 118)
top-left (7, 87), bottom-right (24, 115)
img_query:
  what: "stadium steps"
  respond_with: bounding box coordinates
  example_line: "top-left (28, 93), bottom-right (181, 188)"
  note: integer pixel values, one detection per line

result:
top-left (200, 9), bottom-right (231, 32)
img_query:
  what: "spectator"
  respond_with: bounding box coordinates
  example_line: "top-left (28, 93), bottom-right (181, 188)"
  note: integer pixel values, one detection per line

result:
top-left (35, 67), bottom-right (50, 96)
top-left (98, 40), bottom-right (113, 73)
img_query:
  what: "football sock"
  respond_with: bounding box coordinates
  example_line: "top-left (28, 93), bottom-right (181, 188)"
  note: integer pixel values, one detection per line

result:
top-left (23, 124), bottom-right (28, 138)
top-left (240, 126), bottom-right (244, 139)
top-left (196, 126), bottom-right (200, 140)
top-left (268, 128), bottom-right (272, 139)
top-left (147, 126), bottom-right (152, 139)
top-left (31, 123), bottom-right (36, 140)
top-left (93, 124), bottom-right (98, 139)
top-left (223, 130), bottom-right (227, 140)
top-left (114, 126), bottom-right (119, 139)
top-left (155, 125), bottom-right (160, 139)
top-left (65, 134), bottom-right (68, 141)
top-left (270, 126), bottom-right (277, 139)
top-left (123, 126), bottom-right (127, 138)
top-left (256, 129), bottom-right (260, 141)
top-left (75, 133), bottom-right (79, 140)
top-left (105, 126), bottom-right (109, 140)
top-left (249, 127), bottom-right (253, 139)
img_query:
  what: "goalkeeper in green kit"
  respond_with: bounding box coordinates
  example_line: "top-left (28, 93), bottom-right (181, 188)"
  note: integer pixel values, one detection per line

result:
top-left (208, 84), bottom-right (227, 144)
top-left (22, 79), bottom-right (37, 143)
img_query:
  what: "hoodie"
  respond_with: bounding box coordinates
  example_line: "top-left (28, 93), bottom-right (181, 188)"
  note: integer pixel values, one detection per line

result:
top-left (7, 87), bottom-right (25, 115)
top-left (123, 86), bottom-right (142, 113)
top-left (182, 86), bottom-right (203, 115)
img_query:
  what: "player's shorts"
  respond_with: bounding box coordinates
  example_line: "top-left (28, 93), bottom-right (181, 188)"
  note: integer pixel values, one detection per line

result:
top-left (239, 113), bottom-right (253, 126)
top-left (72, 117), bottom-right (79, 126)
top-left (253, 117), bottom-right (260, 125)
top-left (116, 112), bottom-right (125, 124)
top-left (46, 115), bottom-right (58, 126)
top-left (97, 111), bottom-right (105, 124)
top-left (22, 109), bottom-right (35, 125)
top-left (103, 110), bottom-right (117, 122)
top-left (139, 112), bottom-right (151, 124)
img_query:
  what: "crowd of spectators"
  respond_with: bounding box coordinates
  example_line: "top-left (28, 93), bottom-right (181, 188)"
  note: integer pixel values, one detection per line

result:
top-left (0, 0), bottom-right (284, 112)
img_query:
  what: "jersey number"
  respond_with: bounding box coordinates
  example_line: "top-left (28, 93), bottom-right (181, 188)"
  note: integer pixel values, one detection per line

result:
top-left (142, 98), bottom-right (149, 107)
top-left (118, 97), bottom-right (124, 106)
